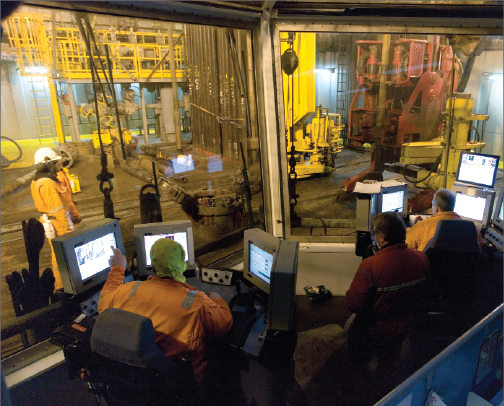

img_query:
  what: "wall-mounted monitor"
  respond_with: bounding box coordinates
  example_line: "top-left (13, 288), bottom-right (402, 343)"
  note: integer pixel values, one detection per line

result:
top-left (243, 228), bottom-right (298, 331)
top-left (452, 185), bottom-right (496, 230)
top-left (456, 152), bottom-right (500, 189)
top-left (377, 183), bottom-right (409, 218)
top-left (134, 220), bottom-right (195, 276)
top-left (53, 219), bottom-right (126, 296)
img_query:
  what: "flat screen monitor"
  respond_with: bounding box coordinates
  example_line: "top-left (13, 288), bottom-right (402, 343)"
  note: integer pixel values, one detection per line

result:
top-left (134, 220), bottom-right (195, 276)
top-left (243, 228), bottom-right (280, 295)
top-left (52, 219), bottom-right (126, 296)
top-left (243, 228), bottom-right (298, 331)
top-left (378, 183), bottom-right (409, 218)
top-left (456, 152), bottom-right (500, 188)
top-left (490, 186), bottom-right (504, 233)
top-left (451, 187), bottom-right (496, 230)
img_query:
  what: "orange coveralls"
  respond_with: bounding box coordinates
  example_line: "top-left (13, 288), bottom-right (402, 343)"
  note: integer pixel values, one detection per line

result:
top-left (31, 176), bottom-right (79, 289)
top-left (57, 170), bottom-right (80, 223)
top-left (405, 211), bottom-right (483, 252)
top-left (98, 266), bottom-right (233, 383)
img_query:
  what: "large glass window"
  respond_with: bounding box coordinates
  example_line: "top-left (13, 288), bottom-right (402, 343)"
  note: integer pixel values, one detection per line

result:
top-left (276, 29), bottom-right (503, 240)
top-left (1, 5), bottom-right (262, 356)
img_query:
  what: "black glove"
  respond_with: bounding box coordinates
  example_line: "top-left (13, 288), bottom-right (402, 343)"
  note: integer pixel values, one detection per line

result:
top-left (6, 267), bottom-right (55, 314)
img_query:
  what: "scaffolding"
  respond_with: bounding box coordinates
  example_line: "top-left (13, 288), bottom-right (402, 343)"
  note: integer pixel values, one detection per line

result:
top-left (5, 13), bottom-right (186, 81)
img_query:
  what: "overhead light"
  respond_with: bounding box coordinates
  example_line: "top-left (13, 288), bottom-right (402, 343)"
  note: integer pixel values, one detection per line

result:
top-left (482, 72), bottom-right (502, 82)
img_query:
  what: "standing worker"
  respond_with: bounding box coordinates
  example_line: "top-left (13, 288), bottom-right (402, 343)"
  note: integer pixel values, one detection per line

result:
top-left (31, 147), bottom-right (81, 291)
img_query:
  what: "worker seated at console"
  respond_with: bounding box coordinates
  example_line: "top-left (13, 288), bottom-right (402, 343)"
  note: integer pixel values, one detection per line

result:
top-left (406, 188), bottom-right (483, 251)
top-left (98, 238), bottom-right (233, 384)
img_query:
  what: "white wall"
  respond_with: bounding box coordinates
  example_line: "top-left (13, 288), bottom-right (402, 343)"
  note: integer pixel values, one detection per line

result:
top-left (296, 243), bottom-right (361, 296)
top-left (464, 50), bottom-right (503, 160)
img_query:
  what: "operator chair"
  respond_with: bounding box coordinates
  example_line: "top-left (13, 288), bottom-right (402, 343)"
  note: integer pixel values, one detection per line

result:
top-left (411, 219), bottom-right (482, 364)
top-left (90, 308), bottom-right (200, 406)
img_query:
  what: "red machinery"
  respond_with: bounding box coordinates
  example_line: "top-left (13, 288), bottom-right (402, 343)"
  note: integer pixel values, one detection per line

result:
top-left (348, 38), bottom-right (461, 163)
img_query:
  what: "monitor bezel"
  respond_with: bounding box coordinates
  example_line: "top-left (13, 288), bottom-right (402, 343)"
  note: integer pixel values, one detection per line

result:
top-left (378, 184), bottom-right (409, 218)
top-left (490, 186), bottom-right (504, 233)
top-left (134, 220), bottom-right (195, 276)
top-left (452, 188), bottom-right (496, 230)
top-left (53, 219), bottom-right (126, 296)
top-left (456, 152), bottom-right (500, 189)
top-left (242, 228), bottom-right (281, 295)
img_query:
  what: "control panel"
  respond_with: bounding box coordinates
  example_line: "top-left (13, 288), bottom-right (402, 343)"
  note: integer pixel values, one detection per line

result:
top-left (200, 268), bottom-right (234, 285)
top-left (80, 291), bottom-right (101, 317)
top-left (484, 227), bottom-right (503, 252)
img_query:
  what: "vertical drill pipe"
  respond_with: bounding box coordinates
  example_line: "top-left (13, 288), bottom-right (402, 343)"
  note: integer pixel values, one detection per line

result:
top-left (83, 16), bottom-right (113, 100)
top-left (167, 23), bottom-right (182, 153)
top-left (74, 14), bottom-right (107, 100)
top-left (104, 44), bottom-right (126, 160)
top-left (240, 142), bottom-right (254, 228)
top-left (443, 64), bottom-right (457, 189)
top-left (90, 49), bottom-right (104, 154)
top-left (140, 85), bottom-right (149, 145)
top-left (374, 34), bottom-right (391, 173)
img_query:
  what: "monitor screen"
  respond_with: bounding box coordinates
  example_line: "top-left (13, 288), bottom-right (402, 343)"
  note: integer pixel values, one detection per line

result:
top-left (454, 193), bottom-right (487, 222)
top-left (75, 232), bottom-right (117, 281)
top-left (456, 152), bottom-right (500, 188)
top-left (53, 219), bottom-right (126, 296)
top-left (134, 220), bottom-right (195, 276)
top-left (381, 190), bottom-right (405, 213)
top-left (144, 232), bottom-right (189, 266)
top-left (248, 243), bottom-right (274, 285)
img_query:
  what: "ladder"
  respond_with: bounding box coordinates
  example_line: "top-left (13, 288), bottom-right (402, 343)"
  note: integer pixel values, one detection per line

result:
top-left (335, 36), bottom-right (349, 146)
top-left (27, 77), bottom-right (56, 140)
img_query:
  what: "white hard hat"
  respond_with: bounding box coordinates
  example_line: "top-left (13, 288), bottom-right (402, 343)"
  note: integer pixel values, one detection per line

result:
top-left (34, 147), bottom-right (62, 165)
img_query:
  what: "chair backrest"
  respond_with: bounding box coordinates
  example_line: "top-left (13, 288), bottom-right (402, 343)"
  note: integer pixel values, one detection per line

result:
top-left (91, 307), bottom-right (171, 373)
top-left (90, 308), bottom-right (199, 406)
top-left (422, 219), bottom-right (480, 254)
top-left (421, 219), bottom-right (481, 315)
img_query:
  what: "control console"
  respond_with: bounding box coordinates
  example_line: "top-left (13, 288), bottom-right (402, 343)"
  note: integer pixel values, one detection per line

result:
top-left (484, 227), bottom-right (503, 252)
top-left (200, 267), bottom-right (235, 286)
top-left (80, 291), bottom-right (100, 317)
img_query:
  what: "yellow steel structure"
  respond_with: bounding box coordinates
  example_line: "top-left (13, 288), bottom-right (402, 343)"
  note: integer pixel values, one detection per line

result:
top-left (281, 32), bottom-right (343, 178)
top-left (400, 93), bottom-right (488, 190)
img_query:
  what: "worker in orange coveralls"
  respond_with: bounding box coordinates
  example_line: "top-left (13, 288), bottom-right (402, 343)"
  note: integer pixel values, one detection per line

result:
top-left (31, 147), bottom-right (81, 290)
top-left (98, 238), bottom-right (233, 384)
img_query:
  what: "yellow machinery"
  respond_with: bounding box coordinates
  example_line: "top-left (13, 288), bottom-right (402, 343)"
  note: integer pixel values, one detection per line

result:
top-left (62, 168), bottom-right (81, 194)
top-left (281, 32), bottom-right (343, 179)
top-left (398, 92), bottom-right (488, 190)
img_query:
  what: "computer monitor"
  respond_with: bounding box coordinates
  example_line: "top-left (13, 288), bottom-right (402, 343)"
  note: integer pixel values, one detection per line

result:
top-left (52, 219), bottom-right (126, 296)
top-left (243, 228), bottom-right (298, 331)
top-left (134, 220), bottom-right (195, 276)
top-left (452, 188), bottom-right (496, 230)
top-left (456, 152), bottom-right (500, 189)
top-left (378, 183), bottom-right (409, 218)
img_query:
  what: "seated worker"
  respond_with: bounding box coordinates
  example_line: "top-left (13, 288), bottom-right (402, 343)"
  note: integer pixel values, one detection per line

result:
top-left (98, 239), bottom-right (233, 383)
top-left (406, 188), bottom-right (482, 251)
top-left (336, 212), bottom-right (429, 405)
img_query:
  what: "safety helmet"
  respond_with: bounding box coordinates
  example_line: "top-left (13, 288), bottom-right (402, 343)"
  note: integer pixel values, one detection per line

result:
top-left (34, 147), bottom-right (62, 165)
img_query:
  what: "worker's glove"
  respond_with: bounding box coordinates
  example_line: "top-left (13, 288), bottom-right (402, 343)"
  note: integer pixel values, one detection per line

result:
top-left (6, 268), bottom-right (55, 314)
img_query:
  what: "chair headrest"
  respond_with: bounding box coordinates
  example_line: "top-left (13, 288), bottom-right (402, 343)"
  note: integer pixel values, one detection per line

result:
top-left (91, 308), bottom-right (167, 369)
top-left (423, 220), bottom-right (480, 253)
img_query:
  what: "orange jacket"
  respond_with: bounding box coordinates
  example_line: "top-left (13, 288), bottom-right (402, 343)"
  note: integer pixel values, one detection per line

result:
top-left (57, 171), bottom-right (80, 223)
top-left (406, 211), bottom-right (482, 252)
top-left (31, 177), bottom-right (74, 236)
top-left (97, 266), bottom-right (233, 383)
